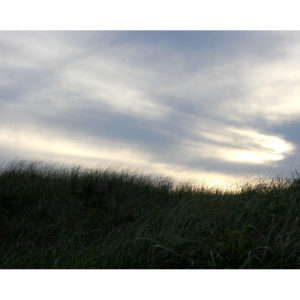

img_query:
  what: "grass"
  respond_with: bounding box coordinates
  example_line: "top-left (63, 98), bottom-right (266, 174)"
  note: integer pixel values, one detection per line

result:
top-left (0, 160), bottom-right (299, 268)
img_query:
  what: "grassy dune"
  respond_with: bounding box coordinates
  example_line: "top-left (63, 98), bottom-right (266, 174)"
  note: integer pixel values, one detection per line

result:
top-left (0, 160), bottom-right (299, 268)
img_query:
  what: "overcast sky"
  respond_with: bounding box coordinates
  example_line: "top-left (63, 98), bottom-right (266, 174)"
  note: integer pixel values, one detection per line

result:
top-left (1, 31), bottom-right (300, 188)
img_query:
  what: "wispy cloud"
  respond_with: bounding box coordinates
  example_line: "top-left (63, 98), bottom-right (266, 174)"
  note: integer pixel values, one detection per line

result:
top-left (1, 31), bottom-right (300, 188)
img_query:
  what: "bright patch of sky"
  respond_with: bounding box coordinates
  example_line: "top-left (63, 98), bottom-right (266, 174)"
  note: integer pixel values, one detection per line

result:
top-left (1, 31), bottom-right (300, 188)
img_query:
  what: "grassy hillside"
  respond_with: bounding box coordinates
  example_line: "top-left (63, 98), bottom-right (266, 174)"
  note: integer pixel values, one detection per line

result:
top-left (0, 160), bottom-right (299, 268)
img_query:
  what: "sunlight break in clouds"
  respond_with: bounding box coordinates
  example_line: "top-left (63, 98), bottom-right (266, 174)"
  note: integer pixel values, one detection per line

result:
top-left (1, 31), bottom-right (300, 188)
top-left (204, 128), bottom-right (294, 164)
top-left (230, 129), bottom-right (294, 163)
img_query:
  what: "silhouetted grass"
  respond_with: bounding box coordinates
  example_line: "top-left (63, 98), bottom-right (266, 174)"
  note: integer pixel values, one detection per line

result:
top-left (0, 160), bottom-right (299, 268)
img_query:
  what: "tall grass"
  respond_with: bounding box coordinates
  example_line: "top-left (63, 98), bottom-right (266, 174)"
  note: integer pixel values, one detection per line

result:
top-left (0, 160), bottom-right (299, 268)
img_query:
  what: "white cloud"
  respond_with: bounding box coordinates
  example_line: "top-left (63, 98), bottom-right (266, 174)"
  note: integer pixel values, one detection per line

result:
top-left (61, 62), bottom-right (171, 119)
top-left (183, 126), bottom-right (294, 165)
top-left (214, 44), bottom-right (300, 123)
top-left (0, 126), bottom-right (149, 166)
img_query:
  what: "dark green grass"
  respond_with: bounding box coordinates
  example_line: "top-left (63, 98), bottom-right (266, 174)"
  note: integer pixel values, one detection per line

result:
top-left (0, 160), bottom-right (299, 268)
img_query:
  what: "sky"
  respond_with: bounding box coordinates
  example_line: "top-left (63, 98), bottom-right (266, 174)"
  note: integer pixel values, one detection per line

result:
top-left (1, 31), bottom-right (300, 189)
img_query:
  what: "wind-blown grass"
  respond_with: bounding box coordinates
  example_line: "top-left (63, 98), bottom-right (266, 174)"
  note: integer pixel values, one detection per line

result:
top-left (0, 160), bottom-right (299, 268)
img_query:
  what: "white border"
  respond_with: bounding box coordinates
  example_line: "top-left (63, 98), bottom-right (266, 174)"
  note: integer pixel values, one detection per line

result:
top-left (1, 0), bottom-right (300, 30)
top-left (0, 270), bottom-right (299, 300)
